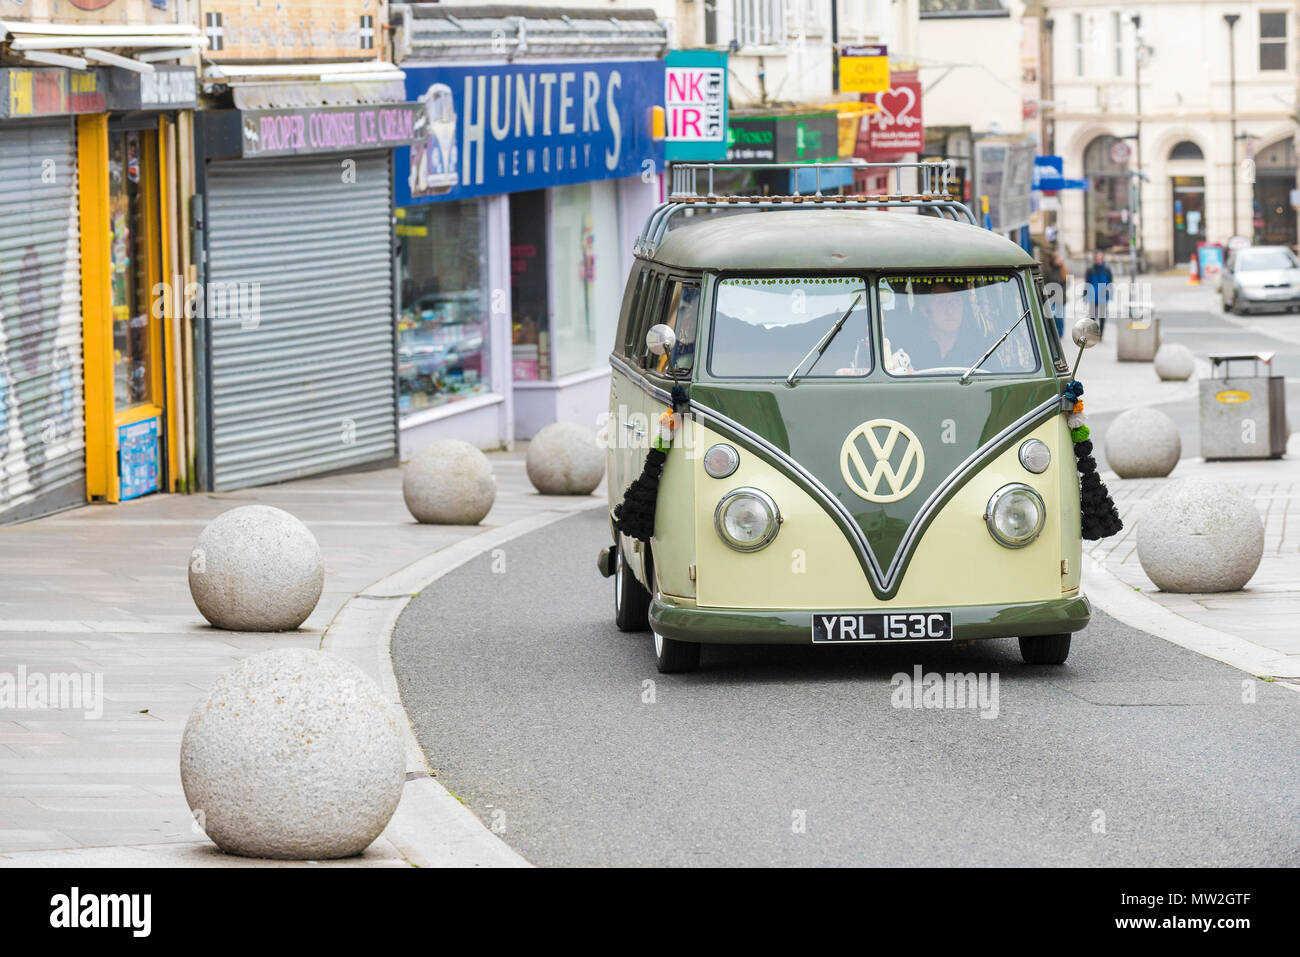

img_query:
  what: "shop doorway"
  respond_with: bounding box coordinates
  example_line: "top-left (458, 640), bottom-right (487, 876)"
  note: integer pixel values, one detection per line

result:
top-left (107, 123), bottom-right (166, 500)
top-left (1253, 137), bottom-right (1297, 247)
top-left (1171, 176), bottom-right (1205, 265)
top-left (509, 190), bottom-right (550, 381)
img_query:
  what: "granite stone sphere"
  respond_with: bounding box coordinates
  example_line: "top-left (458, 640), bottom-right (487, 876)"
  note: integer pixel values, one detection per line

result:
top-left (1136, 480), bottom-right (1264, 593)
top-left (402, 439), bottom-right (496, 524)
top-left (1154, 343), bottom-right (1195, 381)
top-left (180, 649), bottom-right (406, 860)
top-left (1104, 407), bottom-right (1182, 478)
top-left (188, 505), bottom-right (323, 632)
top-left (526, 421), bottom-right (604, 495)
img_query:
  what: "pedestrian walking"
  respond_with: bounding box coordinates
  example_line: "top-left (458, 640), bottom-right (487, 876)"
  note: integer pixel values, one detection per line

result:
top-left (1084, 251), bottom-right (1114, 338)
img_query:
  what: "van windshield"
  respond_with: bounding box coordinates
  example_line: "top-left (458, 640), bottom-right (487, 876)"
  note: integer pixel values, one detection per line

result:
top-left (710, 276), bottom-right (871, 378)
top-left (878, 274), bottom-right (1038, 377)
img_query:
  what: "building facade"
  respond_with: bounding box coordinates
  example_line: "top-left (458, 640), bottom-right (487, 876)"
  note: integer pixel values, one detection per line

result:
top-left (1043, 0), bottom-right (1297, 268)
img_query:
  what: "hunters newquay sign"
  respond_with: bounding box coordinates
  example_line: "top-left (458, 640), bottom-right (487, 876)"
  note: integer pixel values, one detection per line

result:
top-left (241, 102), bottom-right (423, 157)
top-left (394, 59), bottom-right (665, 205)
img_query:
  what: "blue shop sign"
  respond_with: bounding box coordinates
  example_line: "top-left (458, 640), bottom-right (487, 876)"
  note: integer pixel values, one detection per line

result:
top-left (396, 60), bottom-right (665, 205)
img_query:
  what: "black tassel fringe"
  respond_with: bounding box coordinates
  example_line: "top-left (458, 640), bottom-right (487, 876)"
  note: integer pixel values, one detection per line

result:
top-left (613, 448), bottom-right (667, 543)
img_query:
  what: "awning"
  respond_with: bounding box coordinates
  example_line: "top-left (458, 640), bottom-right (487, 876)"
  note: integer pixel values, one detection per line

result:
top-left (391, 3), bottom-right (668, 62)
top-left (1, 21), bottom-right (206, 73)
top-left (201, 62), bottom-right (408, 110)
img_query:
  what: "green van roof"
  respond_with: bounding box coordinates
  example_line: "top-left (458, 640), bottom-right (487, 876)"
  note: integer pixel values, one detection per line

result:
top-left (648, 207), bottom-right (1036, 272)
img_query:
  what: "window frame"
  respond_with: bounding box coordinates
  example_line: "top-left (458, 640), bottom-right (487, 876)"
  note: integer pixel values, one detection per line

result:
top-left (1072, 13), bottom-right (1085, 77)
top-left (1260, 10), bottom-right (1288, 71)
top-left (705, 272), bottom-right (875, 381)
top-left (875, 271), bottom-right (1041, 380)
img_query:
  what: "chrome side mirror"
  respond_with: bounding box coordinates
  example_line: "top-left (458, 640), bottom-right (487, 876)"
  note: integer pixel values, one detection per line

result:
top-left (1069, 317), bottom-right (1102, 379)
top-left (646, 323), bottom-right (677, 356)
top-left (1071, 317), bottom-right (1102, 349)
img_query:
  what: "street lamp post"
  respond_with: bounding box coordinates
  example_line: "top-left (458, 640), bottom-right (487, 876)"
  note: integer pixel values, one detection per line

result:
top-left (1225, 14), bottom-right (1241, 238)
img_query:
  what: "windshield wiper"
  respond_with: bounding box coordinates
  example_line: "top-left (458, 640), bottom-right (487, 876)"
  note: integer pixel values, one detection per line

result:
top-left (785, 292), bottom-right (865, 386)
top-left (959, 306), bottom-right (1032, 384)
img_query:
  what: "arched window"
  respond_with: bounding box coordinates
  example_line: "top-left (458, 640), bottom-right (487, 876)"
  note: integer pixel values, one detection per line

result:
top-left (1082, 135), bottom-right (1131, 253)
top-left (1169, 140), bottom-right (1204, 161)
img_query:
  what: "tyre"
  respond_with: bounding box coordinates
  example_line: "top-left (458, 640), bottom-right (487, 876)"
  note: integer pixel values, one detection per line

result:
top-left (1018, 633), bottom-right (1071, 665)
top-left (614, 544), bottom-right (651, 632)
top-left (653, 628), bottom-right (701, 674)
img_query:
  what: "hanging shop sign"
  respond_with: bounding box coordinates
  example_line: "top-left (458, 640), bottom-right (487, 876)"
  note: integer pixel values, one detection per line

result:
top-left (665, 50), bottom-right (727, 162)
top-left (975, 137), bottom-right (1036, 232)
top-left (839, 44), bottom-right (890, 94)
top-left (726, 112), bottom-right (838, 165)
top-left (396, 59), bottom-right (665, 205)
top-left (101, 66), bottom-right (198, 111)
top-left (0, 68), bottom-right (105, 119)
top-left (240, 102), bottom-right (423, 158)
top-left (857, 70), bottom-right (923, 159)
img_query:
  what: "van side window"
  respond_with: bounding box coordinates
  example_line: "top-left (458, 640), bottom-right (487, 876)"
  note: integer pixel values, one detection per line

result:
top-left (1033, 269), bottom-right (1068, 372)
top-left (619, 268), bottom-right (649, 358)
top-left (632, 272), bottom-right (665, 368)
top-left (648, 280), bottom-right (701, 375)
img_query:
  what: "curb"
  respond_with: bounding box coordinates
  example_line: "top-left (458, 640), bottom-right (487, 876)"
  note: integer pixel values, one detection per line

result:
top-left (1081, 560), bottom-right (1300, 693)
top-left (320, 499), bottom-right (608, 867)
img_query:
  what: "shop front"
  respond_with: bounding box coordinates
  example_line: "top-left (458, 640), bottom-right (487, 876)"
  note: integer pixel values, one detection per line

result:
top-left (0, 62), bottom-right (198, 522)
top-left (391, 6), bottom-right (668, 451)
top-left (193, 93), bottom-right (422, 490)
top-left (0, 67), bottom-right (98, 523)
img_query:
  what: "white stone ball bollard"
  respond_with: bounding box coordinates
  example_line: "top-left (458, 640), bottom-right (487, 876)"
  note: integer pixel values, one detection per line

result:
top-left (1154, 343), bottom-right (1195, 381)
top-left (525, 421), bottom-right (604, 495)
top-left (188, 505), bottom-right (324, 632)
top-left (402, 439), bottom-right (496, 524)
top-left (1136, 480), bottom-right (1264, 592)
top-left (1103, 407), bottom-right (1182, 478)
top-left (180, 648), bottom-right (406, 860)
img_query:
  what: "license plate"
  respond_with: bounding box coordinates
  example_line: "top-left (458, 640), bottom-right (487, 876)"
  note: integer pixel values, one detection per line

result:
top-left (811, 611), bottom-right (952, 644)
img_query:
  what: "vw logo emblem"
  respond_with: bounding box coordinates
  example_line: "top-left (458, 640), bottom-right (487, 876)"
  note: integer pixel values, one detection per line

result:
top-left (840, 419), bottom-right (925, 503)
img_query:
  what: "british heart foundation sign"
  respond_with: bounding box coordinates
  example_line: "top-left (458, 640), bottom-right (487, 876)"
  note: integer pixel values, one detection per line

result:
top-left (858, 71), bottom-right (923, 159)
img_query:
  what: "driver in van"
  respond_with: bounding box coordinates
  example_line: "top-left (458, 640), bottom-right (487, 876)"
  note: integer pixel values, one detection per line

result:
top-left (886, 280), bottom-right (987, 373)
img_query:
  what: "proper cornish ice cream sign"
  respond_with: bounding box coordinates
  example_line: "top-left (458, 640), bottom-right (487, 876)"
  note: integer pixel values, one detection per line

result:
top-left (241, 103), bottom-right (422, 157)
top-left (395, 59), bottom-right (665, 205)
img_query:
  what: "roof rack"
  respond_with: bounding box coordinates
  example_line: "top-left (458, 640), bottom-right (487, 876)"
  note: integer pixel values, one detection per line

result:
top-left (636, 161), bottom-right (978, 256)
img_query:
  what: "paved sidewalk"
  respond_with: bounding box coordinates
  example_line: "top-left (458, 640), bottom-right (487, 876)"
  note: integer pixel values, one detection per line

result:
top-left (1067, 273), bottom-right (1300, 686)
top-left (0, 452), bottom-right (601, 866)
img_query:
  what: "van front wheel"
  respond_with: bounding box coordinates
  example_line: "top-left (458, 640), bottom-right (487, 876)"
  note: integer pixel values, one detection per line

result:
top-left (654, 629), bottom-right (701, 674)
top-left (614, 546), bottom-right (651, 632)
top-left (1018, 633), bottom-right (1071, 665)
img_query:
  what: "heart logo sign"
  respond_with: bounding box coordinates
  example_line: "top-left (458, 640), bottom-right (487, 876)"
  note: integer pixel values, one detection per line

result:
top-left (874, 86), bottom-right (918, 131)
top-left (865, 73), bottom-right (923, 157)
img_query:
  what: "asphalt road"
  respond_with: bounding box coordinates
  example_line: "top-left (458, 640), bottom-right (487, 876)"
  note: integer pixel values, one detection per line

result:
top-left (393, 508), bottom-right (1300, 867)
top-left (1090, 305), bottom-right (1300, 470)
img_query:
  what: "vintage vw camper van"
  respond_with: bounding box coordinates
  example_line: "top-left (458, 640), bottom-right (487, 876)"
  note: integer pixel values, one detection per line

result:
top-left (602, 164), bottom-right (1093, 673)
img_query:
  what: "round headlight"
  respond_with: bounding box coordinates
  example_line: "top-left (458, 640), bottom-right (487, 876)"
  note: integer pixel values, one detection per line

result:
top-left (985, 484), bottom-right (1046, 548)
top-left (1018, 438), bottom-right (1052, 474)
top-left (714, 487), bottom-right (780, 551)
top-left (703, 443), bottom-right (740, 478)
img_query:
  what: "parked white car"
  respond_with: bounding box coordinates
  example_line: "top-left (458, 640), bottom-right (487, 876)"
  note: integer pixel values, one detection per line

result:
top-left (1221, 245), bottom-right (1300, 314)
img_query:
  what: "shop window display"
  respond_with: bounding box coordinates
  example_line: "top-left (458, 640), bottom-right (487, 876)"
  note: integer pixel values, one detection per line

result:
top-left (108, 131), bottom-right (153, 412)
top-left (552, 182), bottom-right (623, 378)
top-left (396, 200), bottom-right (491, 414)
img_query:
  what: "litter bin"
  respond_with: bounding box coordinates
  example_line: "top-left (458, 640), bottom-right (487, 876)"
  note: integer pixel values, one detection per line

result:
top-left (1116, 303), bottom-right (1161, 361)
top-left (1199, 353), bottom-right (1288, 460)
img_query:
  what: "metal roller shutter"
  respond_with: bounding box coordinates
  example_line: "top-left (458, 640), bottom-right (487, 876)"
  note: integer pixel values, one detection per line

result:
top-left (205, 152), bottom-right (397, 490)
top-left (0, 120), bottom-right (85, 523)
